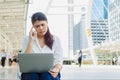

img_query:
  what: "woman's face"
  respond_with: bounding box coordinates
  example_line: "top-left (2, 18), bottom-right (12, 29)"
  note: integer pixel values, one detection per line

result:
top-left (33, 20), bottom-right (48, 37)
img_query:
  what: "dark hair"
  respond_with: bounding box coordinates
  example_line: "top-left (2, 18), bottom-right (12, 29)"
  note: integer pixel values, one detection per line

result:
top-left (31, 12), bottom-right (54, 49)
top-left (31, 12), bottom-right (47, 24)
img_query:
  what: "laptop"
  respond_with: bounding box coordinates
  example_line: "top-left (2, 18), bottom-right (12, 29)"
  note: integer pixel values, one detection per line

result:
top-left (18, 53), bottom-right (54, 73)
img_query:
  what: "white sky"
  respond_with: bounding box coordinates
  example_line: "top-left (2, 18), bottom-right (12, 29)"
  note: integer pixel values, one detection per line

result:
top-left (26, 0), bottom-right (89, 58)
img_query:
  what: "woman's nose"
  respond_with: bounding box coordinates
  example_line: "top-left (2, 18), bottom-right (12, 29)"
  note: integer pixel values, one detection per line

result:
top-left (39, 26), bottom-right (43, 29)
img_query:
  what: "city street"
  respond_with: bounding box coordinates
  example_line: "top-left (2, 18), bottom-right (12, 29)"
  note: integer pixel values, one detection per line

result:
top-left (0, 64), bottom-right (120, 80)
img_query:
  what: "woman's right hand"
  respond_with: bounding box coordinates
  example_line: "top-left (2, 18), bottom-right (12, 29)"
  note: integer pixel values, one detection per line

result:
top-left (29, 27), bottom-right (37, 40)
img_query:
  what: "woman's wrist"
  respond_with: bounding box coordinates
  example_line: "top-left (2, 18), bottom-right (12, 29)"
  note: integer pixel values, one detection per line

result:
top-left (53, 65), bottom-right (62, 72)
top-left (29, 39), bottom-right (34, 44)
top-left (52, 67), bottom-right (60, 73)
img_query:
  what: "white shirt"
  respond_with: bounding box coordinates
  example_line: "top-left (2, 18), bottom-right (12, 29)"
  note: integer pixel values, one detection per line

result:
top-left (1, 52), bottom-right (7, 57)
top-left (22, 35), bottom-right (63, 65)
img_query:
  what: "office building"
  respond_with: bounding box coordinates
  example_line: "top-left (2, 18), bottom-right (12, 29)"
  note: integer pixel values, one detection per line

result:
top-left (109, 0), bottom-right (120, 41)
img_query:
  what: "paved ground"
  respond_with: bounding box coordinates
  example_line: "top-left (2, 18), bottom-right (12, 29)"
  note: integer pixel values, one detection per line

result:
top-left (61, 65), bottom-right (120, 80)
top-left (1, 64), bottom-right (120, 80)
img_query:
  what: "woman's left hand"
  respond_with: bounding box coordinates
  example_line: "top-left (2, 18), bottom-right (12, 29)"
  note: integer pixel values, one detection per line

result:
top-left (48, 67), bottom-right (59, 78)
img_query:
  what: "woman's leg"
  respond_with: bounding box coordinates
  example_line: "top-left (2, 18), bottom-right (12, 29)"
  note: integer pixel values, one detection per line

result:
top-left (21, 73), bottom-right (39, 80)
top-left (1, 57), bottom-right (6, 67)
top-left (39, 72), bottom-right (61, 80)
top-left (54, 73), bottom-right (61, 80)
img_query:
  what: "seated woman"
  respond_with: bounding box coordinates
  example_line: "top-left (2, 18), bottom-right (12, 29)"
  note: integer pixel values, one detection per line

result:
top-left (21, 12), bottom-right (63, 80)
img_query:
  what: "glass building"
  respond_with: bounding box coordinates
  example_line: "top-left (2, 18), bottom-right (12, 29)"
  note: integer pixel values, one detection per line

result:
top-left (91, 20), bottom-right (109, 45)
top-left (91, 0), bottom-right (109, 45)
top-left (103, 0), bottom-right (108, 19)
top-left (91, 0), bottom-right (108, 20)
top-left (109, 0), bottom-right (120, 41)
top-left (73, 7), bottom-right (88, 52)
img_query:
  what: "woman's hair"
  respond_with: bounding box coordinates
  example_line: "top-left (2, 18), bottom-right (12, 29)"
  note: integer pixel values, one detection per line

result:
top-left (2, 49), bottom-right (4, 52)
top-left (31, 12), bottom-right (54, 49)
top-left (31, 12), bottom-right (47, 24)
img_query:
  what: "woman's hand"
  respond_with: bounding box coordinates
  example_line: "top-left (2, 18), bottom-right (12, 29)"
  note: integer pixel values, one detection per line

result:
top-left (29, 27), bottom-right (37, 40)
top-left (25, 27), bottom-right (37, 53)
top-left (48, 67), bottom-right (60, 78)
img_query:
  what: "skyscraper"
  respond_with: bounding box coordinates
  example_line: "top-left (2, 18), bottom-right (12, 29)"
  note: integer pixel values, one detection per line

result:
top-left (91, 0), bottom-right (108, 20)
top-left (109, 0), bottom-right (120, 41)
top-left (91, 0), bottom-right (109, 45)
top-left (103, 0), bottom-right (108, 19)
top-left (73, 7), bottom-right (88, 52)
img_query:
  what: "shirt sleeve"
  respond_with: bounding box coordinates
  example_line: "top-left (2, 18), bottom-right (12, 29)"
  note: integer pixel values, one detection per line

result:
top-left (53, 36), bottom-right (63, 65)
top-left (21, 36), bottom-right (29, 53)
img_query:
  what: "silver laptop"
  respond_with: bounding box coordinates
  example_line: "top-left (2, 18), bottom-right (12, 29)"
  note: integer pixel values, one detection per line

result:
top-left (18, 53), bottom-right (54, 73)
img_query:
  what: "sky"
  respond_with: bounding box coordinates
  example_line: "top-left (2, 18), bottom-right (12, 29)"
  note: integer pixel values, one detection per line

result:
top-left (26, 0), bottom-right (90, 58)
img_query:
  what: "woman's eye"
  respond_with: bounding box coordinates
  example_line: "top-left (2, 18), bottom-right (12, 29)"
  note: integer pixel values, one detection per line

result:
top-left (41, 24), bottom-right (45, 26)
top-left (35, 25), bottom-right (39, 28)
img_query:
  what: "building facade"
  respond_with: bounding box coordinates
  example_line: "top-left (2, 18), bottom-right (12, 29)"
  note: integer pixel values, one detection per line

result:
top-left (73, 7), bottom-right (88, 52)
top-left (109, 0), bottom-right (120, 41)
top-left (91, 0), bottom-right (109, 45)
top-left (91, 20), bottom-right (109, 45)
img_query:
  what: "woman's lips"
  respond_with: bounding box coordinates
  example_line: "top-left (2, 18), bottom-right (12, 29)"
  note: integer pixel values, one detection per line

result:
top-left (39, 31), bottom-right (45, 34)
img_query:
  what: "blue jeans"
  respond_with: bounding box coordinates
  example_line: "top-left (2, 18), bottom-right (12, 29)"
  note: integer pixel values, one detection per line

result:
top-left (21, 72), bottom-right (61, 80)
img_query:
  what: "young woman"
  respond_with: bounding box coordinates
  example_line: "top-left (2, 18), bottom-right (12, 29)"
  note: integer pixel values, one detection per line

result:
top-left (21, 12), bottom-right (63, 80)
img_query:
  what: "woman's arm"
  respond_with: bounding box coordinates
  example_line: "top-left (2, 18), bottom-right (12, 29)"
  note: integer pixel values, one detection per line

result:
top-left (53, 36), bottom-right (63, 69)
top-left (49, 36), bottom-right (63, 78)
top-left (22, 27), bottom-right (37, 53)
top-left (25, 39), bottom-right (34, 53)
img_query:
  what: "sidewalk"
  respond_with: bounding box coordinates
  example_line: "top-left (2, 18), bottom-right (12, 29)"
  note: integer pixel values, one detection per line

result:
top-left (0, 64), bottom-right (120, 80)
top-left (61, 65), bottom-right (120, 80)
